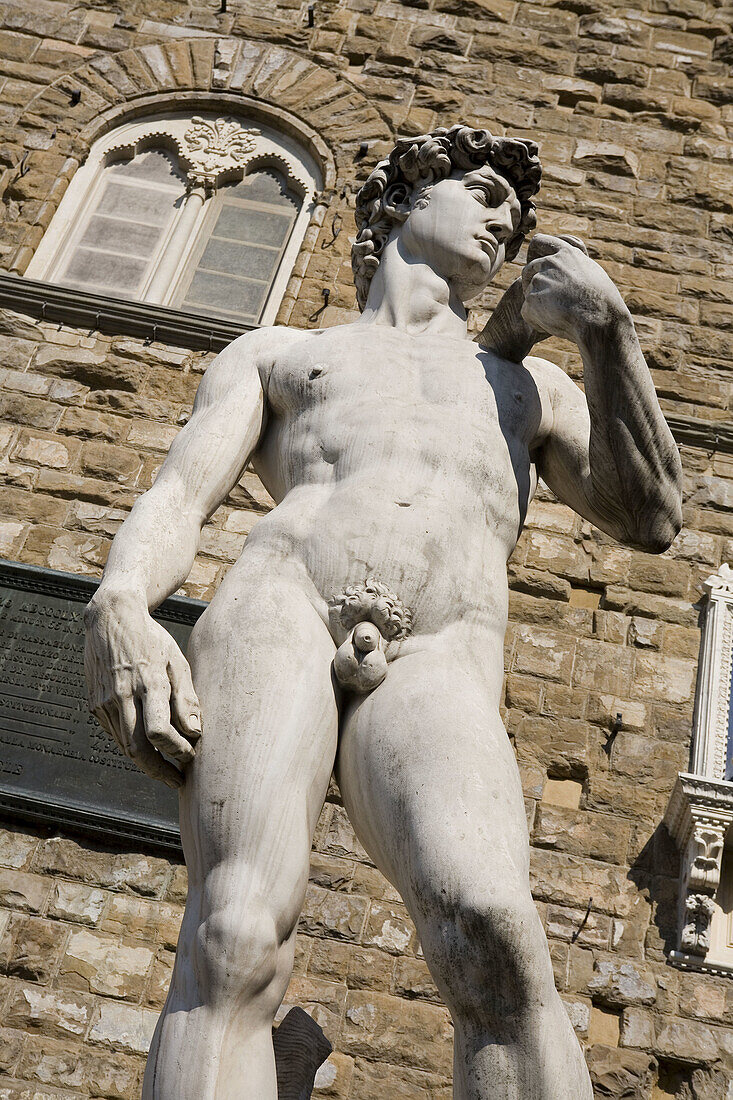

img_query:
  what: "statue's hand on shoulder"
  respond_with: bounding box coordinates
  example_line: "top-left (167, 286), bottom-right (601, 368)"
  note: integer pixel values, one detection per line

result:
top-left (520, 233), bottom-right (627, 346)
top-left (84, 591), bottom-right (201, 789)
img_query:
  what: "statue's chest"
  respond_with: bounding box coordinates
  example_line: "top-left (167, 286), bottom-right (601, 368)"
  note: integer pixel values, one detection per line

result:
top-left (267, 339), bottom-right (512, 431)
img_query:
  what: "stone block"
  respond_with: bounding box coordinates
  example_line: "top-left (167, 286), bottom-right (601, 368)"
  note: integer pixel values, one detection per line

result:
top-left (280, 974), bottom-right (347, 1039)
top-left (545, 904), bottom-right (612, 950)
top-left (393, 956), bottom-right (441, 1001)
top-left (300, 883), bottom-right (369, 943)
top-left (0, 1025), bottom-right (24, 1075)
top-left (2, 985), bottom-right (92, 1041)
top-left (512, 624), bottom-right (575, 683)
top-left (342, 990), bottom-right (453, 1075)
top-left (6, 914), bottom-right (66, 982)
top-left (654, 1017), bottom-right (721, 1064)
top-left (586, 1046), bottom-right (657, 1099)
top-left (312, 1051), bottom-right (354, 1099)
top-left (308, 854), bottom-right (353, 893)
top-left (627, 556), bottom-right (690, 598)
top-left (164, 864), bottom-right (187, 906)
top-left (18, 1033), bottom-right (84, 1090)
top-left (523, 531), bottom-right (589, 582)
top-left (348, 945), bottom-right (399, 994)
top-left (677, 981), bottom-right (729, 1024)
top-left (80, 441), bottom-right (142, 485)
top-left (88, 1002), bottom-right (159, 1055)
top-left (530, 850), bottom-right (638, 918)
top-left (573, 141), bottom-right (639, 177)
top-left (628, 616), bottom-right (663, 650)
top-left (589, 1006), bottom-right (621, 1047)
top-left (33, 837), bottom-right (171, 898)
top-left (80, 1046), bottom-right (143, 1100)
top-left (58, 407), bottom-right (130, 444)
top-left (362, 902), bottom-right (416, 956)
top-left (562, 995), bottom-right (591, 1035)
top-left (59, 929), bottom-right (155, 1000)
top-left (48, 881), bottom-right (106, 926)
top-left (542, 777), bottom-right (583, 809)
top-left (533, 805), bottom-right (629, 864)
top-left (101, 895), bottom-right (182, 951)
top-left (143, 950), bottom-right (174, 1010)
top-left (573, 640), bottom-right (635, 695)
top-left (321, 805), bottom-right (371, 863)
top-left (588, 958), bottom-right (657, 1008)
top-left (621, 1007), bottom-right (656, 1050)
top-left (632, 653), bottom-right (694, 704)
top-left (350, 1057), bottom-right (451, 1099)
top-left (515, 714), bottom-right (590, 778)
top-left (0, 869), bottom-right (50, 913)
top-left (0, 830), bottom-right (39, 871)
top-left (0, 392), bottom-right (61, 430)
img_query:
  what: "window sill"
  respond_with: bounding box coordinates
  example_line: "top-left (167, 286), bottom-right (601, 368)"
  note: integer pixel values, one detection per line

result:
top-left (668, 950), bottom-right (733, 977)
top-left (0, 272), bottom-right (254, 353)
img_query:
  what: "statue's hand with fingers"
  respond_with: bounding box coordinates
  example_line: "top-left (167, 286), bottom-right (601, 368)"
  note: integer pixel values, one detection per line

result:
top-left (520, 233), bottom-right (628, 346)
top-left (84, 590), bottom-right (202, 789)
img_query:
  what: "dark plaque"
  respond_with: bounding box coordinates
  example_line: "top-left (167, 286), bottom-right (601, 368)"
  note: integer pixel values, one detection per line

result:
top-left (0, 559), bottom-right (206, 852)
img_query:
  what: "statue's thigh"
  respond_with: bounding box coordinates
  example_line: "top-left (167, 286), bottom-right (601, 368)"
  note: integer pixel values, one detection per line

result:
top-left (180, 565), bottom-right (338, 909)
top-left (337, 644), bottom-right (530, 912)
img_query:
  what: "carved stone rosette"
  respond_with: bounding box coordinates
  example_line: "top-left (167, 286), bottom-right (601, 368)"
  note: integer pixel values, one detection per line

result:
top-left (664, 773), bottom-right (733, 968)
top-left (181, 116), bottom-right (259, 189)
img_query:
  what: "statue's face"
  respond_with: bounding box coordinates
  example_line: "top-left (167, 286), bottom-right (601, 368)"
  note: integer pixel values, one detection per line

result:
top-left (400, 166), bottom-right (522, 303)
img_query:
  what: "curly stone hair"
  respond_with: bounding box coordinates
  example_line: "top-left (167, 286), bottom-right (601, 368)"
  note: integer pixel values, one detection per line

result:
top-left (352, 125), bottom-right (543, 310)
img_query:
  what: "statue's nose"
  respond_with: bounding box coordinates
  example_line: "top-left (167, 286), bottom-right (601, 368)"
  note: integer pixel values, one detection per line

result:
top-left (488, 205), bottom-right (515, 242)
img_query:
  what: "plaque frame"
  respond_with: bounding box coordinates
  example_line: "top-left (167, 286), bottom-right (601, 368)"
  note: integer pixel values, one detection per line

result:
top-left (0, 558), bottom-right (206, 854)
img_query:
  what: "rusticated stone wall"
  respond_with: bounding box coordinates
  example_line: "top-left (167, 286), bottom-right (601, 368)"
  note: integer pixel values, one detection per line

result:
top-left (0, 0), bottom-right (732, 1098)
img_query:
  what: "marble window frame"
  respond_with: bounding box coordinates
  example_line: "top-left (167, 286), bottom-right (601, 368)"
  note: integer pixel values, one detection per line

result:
top-left (25, 108), bottom-right (322, 327)
top-left (664, 564), bottom-right (733, 975)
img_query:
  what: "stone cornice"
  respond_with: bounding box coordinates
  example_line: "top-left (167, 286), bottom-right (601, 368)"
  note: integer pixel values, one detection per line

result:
top-left (0, 273), bottom-right (251, 353)
top-left (665, 773), bottom-right (733, 848)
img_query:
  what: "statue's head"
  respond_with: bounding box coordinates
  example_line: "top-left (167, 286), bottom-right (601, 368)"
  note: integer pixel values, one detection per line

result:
top-left (352, 125), bottom-right (542, 309)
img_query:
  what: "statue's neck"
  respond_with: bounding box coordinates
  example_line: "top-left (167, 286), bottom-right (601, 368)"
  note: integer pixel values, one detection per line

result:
top-left (358, 234), bottom-right (468, 339)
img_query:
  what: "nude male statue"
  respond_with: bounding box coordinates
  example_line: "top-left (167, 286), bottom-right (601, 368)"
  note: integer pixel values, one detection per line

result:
top-left (84, 125), bottom-right (683, 1100)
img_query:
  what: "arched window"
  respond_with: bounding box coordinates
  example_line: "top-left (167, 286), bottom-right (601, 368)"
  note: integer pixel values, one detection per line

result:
top-left (26, 112), bottom-right (320, 326)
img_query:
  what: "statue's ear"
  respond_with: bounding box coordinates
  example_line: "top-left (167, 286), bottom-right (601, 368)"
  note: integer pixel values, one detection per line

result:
top-left (382, 180), bottom-right (414, 223)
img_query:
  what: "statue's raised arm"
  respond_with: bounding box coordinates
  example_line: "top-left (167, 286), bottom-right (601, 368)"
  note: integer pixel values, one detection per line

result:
top-left (521, 234), bottom-right (682, 551)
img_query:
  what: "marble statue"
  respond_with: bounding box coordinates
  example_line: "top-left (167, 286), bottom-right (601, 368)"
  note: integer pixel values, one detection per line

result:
top-left (84, 125), bottom-right (683, 1099)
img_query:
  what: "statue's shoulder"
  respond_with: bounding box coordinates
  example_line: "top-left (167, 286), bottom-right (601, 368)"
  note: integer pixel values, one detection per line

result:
top-left (522, 353), bottom-right (574, 396)
top-left (226, 324), bottom-right (310, 360)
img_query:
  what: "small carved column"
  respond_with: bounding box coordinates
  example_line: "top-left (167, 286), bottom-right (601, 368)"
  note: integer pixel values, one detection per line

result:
top-left (144, 117), bottom-right (260, 306)
top-left (144, 184), bottom-right (207, 304)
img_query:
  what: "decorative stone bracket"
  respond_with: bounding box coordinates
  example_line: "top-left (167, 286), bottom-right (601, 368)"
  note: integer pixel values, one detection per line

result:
top-left (664, 772), bottom-right (733, 969)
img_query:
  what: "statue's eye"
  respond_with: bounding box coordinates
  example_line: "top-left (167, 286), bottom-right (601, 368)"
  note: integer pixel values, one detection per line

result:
top-left (469, 184), bottom-right (495, 207)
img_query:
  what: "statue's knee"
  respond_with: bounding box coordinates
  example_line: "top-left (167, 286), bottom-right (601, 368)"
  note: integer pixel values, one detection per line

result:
top-left (194, 901), bottom-right (280, 1004)
top-left (425, 888), bottom-right (547, 1018)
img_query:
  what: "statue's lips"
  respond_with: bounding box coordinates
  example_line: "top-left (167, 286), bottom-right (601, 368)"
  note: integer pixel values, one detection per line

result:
top-left (476, 237), bottom-right (497, 262)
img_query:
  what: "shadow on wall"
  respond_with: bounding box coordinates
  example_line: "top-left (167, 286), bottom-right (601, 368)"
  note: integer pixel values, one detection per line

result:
top-left (623, 828), bottom-right (729, 1098)
top-left (627, 820), bottom-right (681, 959)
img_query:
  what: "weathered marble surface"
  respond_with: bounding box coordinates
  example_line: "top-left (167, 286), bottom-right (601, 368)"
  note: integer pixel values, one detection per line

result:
top-left (85, 126), bottom-right (682, 1099)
